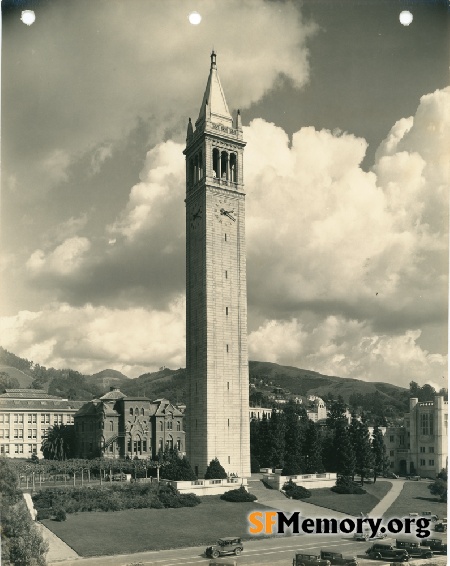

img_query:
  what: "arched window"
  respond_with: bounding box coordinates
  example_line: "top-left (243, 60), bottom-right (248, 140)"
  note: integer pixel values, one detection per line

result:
top-left (166, 435), bottom-right (173, 450)
top-left (109, 421), bottom-right (114, 432)
top-left (160, 421), bottom-right (163, 431)
top-left (221, 151), bottom-right (228, 180)
top-left (129, 408), bottom-right (133, 416)
top-left (176, 439), bottom-right (181, 451)
top-left (176, 421), bottom-right (181, 431)
top-left (198, 150), bottom-right (203, 179)
top-left (140, 408), bottom-right (144, 416)
top-left (212, 148), bottom-right (220, 178)
top-left (135, 407), bottom-right (139, 416)
top-left (230, 153), bottom-right (237, 182)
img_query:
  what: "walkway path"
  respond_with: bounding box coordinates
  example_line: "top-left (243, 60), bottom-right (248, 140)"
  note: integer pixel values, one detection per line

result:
top-left (369, 479), bottom-right (405, 516)
top-left (248, 476), bottom-right (406, 518)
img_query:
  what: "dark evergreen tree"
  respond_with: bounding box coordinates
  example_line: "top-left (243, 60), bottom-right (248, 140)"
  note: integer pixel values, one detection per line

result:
top-left (350, 416), bottom-right (373, 485)
top-left (204, 458), bottom-right (227, 479)
top-left (303, 421), bottom-right (324, 473)
top-left (282, 402), bottom-right (305, 475)
top-left (371, 424), bottom-right (389, 483)
top-left (326, 396), bottom-right (348, 429)
top-left (334, 420), bottom-right (356, 478)
top-left (268, 409), bottom-right (286, 469)
top-left (257, 413), bottom-right (272, 467)
top-left (160, 448), bottom-right (197, 481)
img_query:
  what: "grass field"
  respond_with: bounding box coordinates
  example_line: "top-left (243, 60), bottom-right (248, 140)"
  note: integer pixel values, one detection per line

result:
top-left (42, 496), bottom-right (271, 556)
top-left (305, 480), bottom-right (392, 516)
top-left (384, 480), bottom-right (447, 519)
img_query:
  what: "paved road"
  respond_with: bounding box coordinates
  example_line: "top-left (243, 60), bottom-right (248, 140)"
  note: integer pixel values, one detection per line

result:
top-left (48, 534), bottom-right (448, 566)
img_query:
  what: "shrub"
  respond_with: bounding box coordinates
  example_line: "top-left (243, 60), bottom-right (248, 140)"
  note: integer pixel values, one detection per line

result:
top-left (331, 475), bottom-right (366, 495)
top-left (54, 508), bottom-right (66, 522)
top-left (36, 508), bottom-right (52, 521)
top-left (220, 485), bottom-right (257, 502)
top-left (204, 458), bottom-right (227, 480)
top-left (282, 480), bottom-right (311, 499)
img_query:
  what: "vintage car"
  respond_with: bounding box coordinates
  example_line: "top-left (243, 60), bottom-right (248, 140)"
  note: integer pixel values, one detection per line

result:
top-left (293, 552), bottom-right (331, 566)
top-left (420, 538), bottom-right (447, 554)
top-left (434, 518), bottom-right (447, 532)
top-left (365, 543), bottom-right (409, 561)
top-left (205, 537), bottom-right (243, 558)
top-left (320, 549), bottom-right (358, 566)
top-left (405, 475), bottom-right (421, 481)
top-left (395, 539), bottom-right (433, 558)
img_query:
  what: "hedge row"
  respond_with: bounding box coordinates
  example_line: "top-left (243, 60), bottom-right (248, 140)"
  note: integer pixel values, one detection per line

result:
top-left (33, 483), bottom-right (201, 516)
top-left (220, 485), bottom-right (257, 502)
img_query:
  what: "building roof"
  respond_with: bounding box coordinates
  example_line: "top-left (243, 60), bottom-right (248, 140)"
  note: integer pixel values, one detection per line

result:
top-left (0, 389), bottom-right (65, 400)
top-left (196, 51), bottom-right (232, 128)
top-left (99, 388), bottom-right (127, 400)
top-left (0, 398), bottom-right (84, 411)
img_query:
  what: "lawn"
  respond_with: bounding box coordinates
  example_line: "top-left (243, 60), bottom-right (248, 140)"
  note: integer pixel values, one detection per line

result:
top-left (384, 480), bottom-right (447, 519)
top-left (42, 496), bottom-right (270, 556)
top-left (305, 480), bottom-right (392, 516)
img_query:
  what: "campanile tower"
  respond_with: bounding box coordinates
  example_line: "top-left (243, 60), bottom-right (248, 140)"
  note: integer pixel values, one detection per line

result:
top-left (184, 52), bottom-right (250, 478)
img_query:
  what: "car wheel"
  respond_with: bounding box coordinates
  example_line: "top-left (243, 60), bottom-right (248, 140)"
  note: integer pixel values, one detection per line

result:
top-left (235, 548), bottom-right (242, 556)
top-left (212, 551), bottom-right (219, 558)
top-left (426, 553), bottom-right (432, 559)
top-left (374, 553), bottom-right (382, 560)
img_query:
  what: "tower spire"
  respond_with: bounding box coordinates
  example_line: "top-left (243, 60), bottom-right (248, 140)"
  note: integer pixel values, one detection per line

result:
top-left (196, 51), bottom-right (232, 128)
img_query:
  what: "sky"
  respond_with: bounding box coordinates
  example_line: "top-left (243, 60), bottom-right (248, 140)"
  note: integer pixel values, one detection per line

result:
top-left (1, 0), bottom-right (449, 389)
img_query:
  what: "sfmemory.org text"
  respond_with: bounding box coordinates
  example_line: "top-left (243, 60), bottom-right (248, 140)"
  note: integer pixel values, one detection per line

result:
top-left (248, 512), bottom-right (431, 538)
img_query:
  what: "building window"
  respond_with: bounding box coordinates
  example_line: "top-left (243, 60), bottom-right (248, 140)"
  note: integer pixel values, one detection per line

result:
top-left (14, 414), bottom-right (18, 423)
top-left (227, 382), bottom-right (229, 390)
top-left (225, 270), bottom-right (228, 279)
top-left (160, 421), bottom-right (163, 431)
top-left (159, 439), bottom-right (163, 451)
top-left (176, 421), bottom-right (181, 431)
top-left (141, 408), bottom-right (144, 416)
top-left (389, 435), bottom-right (394, 442)
top-left (228, 419), bottom-right (230, 427)
top-left (109, 421), bottom-right (114, 432)
top-left (228, 456), bottom-right (230, 464)
top-left (176, 439), bottom-right (181, 451)
top-left (167, 421), bottom-right (173, 430)
top-left (420, 413), bottom-right (433, 435)
top-left (429, 459), bottom-right (434, 466)
top-left (130, 408), bottom-right (133, 415)
top-left (135, 407), bottom-right (139, 416)
top-left (225, 233), bottom-right (227, 242)
top-left (142, 440), bottom-right (147, 452)
top-left (0, 415), bottom-right (3, 423)
top-left (226, 344), bottom-right (229, 353)
top-left (28, 430), bottom-right (32, 439)
top-left (226, 307), bottom-right (229, 316)
top-left (429, 446), bottom-right (434, 453)
top-left (420, 459), bottom-right (426, 466)
top-left (420, 446), bottom-right (426, 453)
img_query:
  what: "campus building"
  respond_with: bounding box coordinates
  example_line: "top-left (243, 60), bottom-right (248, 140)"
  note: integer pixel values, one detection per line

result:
top-left (385, 395), bottom-right (448, 478)
top-left (184, 52), bottom-right (250, 477)
top-left (74, 388), bottom-right (185, 460)
top-left (0, 389), bottom-right (83, 458)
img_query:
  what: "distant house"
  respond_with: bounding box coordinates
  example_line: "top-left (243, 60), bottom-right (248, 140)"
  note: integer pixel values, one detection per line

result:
top-left (74, 388), bottom-right (185, 460)
top-left (0, 389), bottom-right (83, 458)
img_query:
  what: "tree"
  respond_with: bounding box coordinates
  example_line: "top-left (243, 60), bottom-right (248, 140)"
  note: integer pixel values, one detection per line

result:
top-left (160, 448), bottom-right (197, 481)
top-left (428, 478), bottom-right (447, 502)
top-left (334, 420), bottom-right (356, 478)
top-left (371, 425), bottom-right (389, 483)
top-left (41, 424), bottom-right (76, 460)
top-left (204, 458), bottom-right (227, 479)
top-left (0, 458), bottom-right (48, 566)
top-left (303, 421), bottom-right (324, 473)
top-left (282, 402), bottom-right (306, 475)
top-left (349, 416), bottom-right (373, 485)
top-left (326, 396), bottom-right (348, 430)
top-left (268, 409), bottom-right (286, 469)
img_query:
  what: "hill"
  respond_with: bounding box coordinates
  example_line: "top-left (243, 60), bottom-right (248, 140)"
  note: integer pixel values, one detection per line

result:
top-left (0, 365), bottom-right (34, 388)
top-left (87, 369), bottom-right (130, 390)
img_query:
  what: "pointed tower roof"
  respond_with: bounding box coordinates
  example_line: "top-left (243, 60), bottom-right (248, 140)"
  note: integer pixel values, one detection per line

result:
top-left (196, 51), bottom-right (233, 128)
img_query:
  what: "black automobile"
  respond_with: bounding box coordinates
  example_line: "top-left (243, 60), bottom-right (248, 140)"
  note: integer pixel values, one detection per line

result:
top-left (320, 550), bottom-right (358, 566)
top-left (365, 543), bottom-right (409, 561)
top-left (205, 537), bottom-right (243, 559)
top-left (421, 538), bottom-right (447, 554)
top-left (395, 540), bottom-right (433, 559)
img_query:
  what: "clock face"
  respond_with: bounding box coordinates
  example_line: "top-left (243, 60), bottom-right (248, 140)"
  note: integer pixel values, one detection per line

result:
top-left (214, 197), bottom-right (236, 225)
top-left (190, 205), bottom-right (202, 230)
